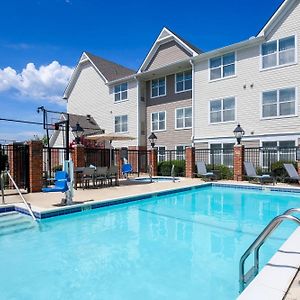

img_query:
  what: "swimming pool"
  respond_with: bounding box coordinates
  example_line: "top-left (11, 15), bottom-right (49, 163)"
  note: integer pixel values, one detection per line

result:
top-left (1, 185), bottom-right (299, 299)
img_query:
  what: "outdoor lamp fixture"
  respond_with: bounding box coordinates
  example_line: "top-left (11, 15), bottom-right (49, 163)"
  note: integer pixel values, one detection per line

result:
top-left (72, 122), bottom-right (84, 144)
top-left (148, 132), bottom-right (157, 148)
top-left (233, 124), bottom-right (245, 145)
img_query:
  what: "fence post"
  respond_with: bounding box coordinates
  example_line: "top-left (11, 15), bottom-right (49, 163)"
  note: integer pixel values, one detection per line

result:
top-left (185, 147), bottom-right (195, 178)
top-left (73, 144), bottom-right (85, 168)
top-left (234, 144), bottom-right (245, 181)
top-left (28, 141), bottom-right (43, 193)
top-left (149, 148), bottom-right (158, 176)
top-left (115, 149), bottom-right (122, 178)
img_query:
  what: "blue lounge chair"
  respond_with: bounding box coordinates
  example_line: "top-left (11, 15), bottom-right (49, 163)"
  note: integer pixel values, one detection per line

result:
top-left (122, 163), bottom-right (133, 178)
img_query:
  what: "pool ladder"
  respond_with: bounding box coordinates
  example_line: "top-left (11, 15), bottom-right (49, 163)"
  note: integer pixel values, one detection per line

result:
top-left (239, 208), bottom-right (300, 293)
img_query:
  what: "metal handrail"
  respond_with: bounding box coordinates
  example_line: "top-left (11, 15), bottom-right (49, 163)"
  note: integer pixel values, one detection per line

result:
top-left (239, 210), bottom-right (300, 293)
top-left (6, 171), bottom-right (37, 222)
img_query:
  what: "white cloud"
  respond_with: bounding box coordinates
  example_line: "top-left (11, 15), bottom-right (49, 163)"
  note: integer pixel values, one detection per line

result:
top-left (0, 61), bottom-right (74, 103)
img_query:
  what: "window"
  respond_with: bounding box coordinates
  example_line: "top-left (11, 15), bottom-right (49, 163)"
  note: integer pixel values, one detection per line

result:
top-left (176, 107), bottom-right (192, 129)
top-left (210, 97), bottom-right (235, 123)
top-left (156, 146), bottom-right (166, 162)
top-left (114, 82), bottom-right (128, 102)
top-left (210, 143), bottom-right (234, 167)
top-left (262, 36), bottom-right (295, 69)
top-left (151, 77), bottom-right (166, 98)
top-left (175, 145), bottom-right (188, 160)
top-left (114, 115), bottom-right (128, 133)
top-left (262, 87), bottom-right (296, 118)
top-left (262, 140), bottom-right (296, 168)
top-left (176, 70), bottom-right (192, 92)
top-left (210, 52), bottom-right (235, 80)
top-left (151, 111), bottom-right (166, 131)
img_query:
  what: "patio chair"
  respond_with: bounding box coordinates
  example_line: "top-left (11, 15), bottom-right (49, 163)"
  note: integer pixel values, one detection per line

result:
top-left (42, 171), bottom-right (71, 204)
top-left (107, 165), bottom-right (119, 186)
top-left (122, 163), bottom-right (133, 179)
top-left (283, 164), bottom-right (300, 182)
top-left (94, 167), bottom-right (108, 187)
top-left (82, 167), bottom-right (95, 189)
top-left (195, 161), bottom-right (216, 181)
top-left (244, 162), bottom-right (275, 185)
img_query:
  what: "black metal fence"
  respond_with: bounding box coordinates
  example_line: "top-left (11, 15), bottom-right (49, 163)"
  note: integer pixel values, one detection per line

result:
top-left (195, 148), bottom-right (234, 169)
top-left (244, 146), bottom-right (297, 172)
top-left (0, 143), bottom-right (29, 190)
top-left (85, 148), bottom-right (111, 167)
top-left (157, 149), bottom-right (186, 176)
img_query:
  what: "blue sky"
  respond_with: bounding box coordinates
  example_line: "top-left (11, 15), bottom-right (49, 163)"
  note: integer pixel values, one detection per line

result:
top-left (0, 0), bottom-right (283, 142)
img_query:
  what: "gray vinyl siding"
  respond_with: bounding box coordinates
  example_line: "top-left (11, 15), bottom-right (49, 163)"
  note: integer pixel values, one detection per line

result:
top-left (67, 62), bottom-right (138, 148)
top-left (194, 1), bottom-right (300, 143)
top-left (145, 73), bottom-right (192, 149)
top-left (145, 40), bottom-right (192, 71)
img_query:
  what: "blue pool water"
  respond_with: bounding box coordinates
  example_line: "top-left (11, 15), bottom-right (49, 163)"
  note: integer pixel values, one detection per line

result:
top-left (1, 185), bottom-right (300, 299)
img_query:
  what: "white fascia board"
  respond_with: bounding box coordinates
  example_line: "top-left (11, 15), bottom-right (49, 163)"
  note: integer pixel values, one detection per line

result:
top-left (63, 52), bottom-right (108, 99)
top-left (257, 0), bottom-right (291, 37)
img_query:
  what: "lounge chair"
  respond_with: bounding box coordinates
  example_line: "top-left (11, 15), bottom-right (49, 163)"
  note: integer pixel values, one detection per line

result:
top-left (82, 167), bottom-right (95, 189)
top-left (42, 171), bottom-right (71, 204)
top-left (283, 164), bottom-right (300, 182)
top-left (122, 163), bottom-right (133, 179)
top-left (244, 162), bottom-right (275, 185)
top-left (195, 161), bottom-right (216, 181)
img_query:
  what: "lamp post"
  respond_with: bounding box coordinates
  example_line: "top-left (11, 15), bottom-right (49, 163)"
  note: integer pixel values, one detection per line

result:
top-left (148, 132), bottom-right (157, 149)
top-left (233, 124), bottom-right (245, 145)
top-left (72, 122), bottom-right (84, 144)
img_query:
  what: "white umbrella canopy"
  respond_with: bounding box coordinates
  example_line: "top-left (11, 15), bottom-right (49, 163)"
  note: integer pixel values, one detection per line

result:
top-left (85, 133), bottom-right (136, 142)
top-left (85, 133), bottom-right (136, 167)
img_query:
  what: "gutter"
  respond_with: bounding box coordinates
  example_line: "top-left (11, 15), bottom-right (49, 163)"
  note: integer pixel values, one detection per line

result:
top-left (134, 75), bottom-right (140, 147)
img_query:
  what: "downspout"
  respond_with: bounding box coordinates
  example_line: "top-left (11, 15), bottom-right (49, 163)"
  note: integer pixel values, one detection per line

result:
top-left (189, 59), bottom-right (195, 147)
top-left (134, 76), bottom-right (140, 147)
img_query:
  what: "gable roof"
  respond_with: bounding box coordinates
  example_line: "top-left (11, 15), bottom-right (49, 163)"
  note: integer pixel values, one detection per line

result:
top-left (257, 0), bottom-right (296, 36)
top-left (63, 51), bottom-right (135, 99)
top-left (85, 52), bottom-right (135, 82)
top-left (138, 27), bottom-right (203, 73)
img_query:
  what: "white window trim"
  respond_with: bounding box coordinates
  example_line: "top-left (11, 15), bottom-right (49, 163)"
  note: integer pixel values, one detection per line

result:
top-left (208, 96), bottom-right (237, 125)
top-left (260, 86), bottom-right (298, 120)
top-left (208, 142), bottom-right (235, 167)
top-left (156, 145), bottom-right (167, 162)
top-left (151, 111), bottom-right (167, 132)
top-left (208, 51), bottom-right (237, 82)
top-left (150, 76), bottom-right (167, 99)
top-left (175, 70), bottom-right (192, 94)
top-left (175, 106), bottom-right (192, 130)
top-left (114, 115), bottom-right (128, 133)
top-left (175, 145), bottom-right (190, 160)
top-left (114, 82), bottom-right (128, 102)
top-left (260, 34), bottom-right (298, 72)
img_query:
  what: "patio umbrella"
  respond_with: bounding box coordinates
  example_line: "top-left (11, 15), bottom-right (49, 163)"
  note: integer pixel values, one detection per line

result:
top-left (85, 133), bottom-right (136, 166)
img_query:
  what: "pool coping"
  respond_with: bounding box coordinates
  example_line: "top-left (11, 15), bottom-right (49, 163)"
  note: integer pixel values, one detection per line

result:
top-left (2, 181), bottom-right (300, 299)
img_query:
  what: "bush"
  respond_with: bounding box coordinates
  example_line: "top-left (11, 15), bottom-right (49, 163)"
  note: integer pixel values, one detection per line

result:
top-left (158, 160), bottom-right (186, 176)
top-left (52, 165), bottom-right (63, 172)
top-left (271, 160), bottom-right (297, 179)
top-left (206, 164), bottom-right (233, 180)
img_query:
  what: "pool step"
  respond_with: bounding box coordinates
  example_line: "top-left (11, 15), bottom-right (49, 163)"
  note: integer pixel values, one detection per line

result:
top-left (0, 211), bottom-right (35, 236)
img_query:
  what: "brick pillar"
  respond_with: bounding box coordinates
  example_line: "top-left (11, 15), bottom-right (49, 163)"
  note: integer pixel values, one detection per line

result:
top-left (185, 147), bottom-right (195, 178)
top-left (115, 149), bottom-right (122, 178)
top-left (128, 146), bottom-right (138, 173)
top-left (28, 141), bottom-right (43, 193)
top-left (234, 144), bottom-right (245, 181)
top-left (73, 145), bottom-right (85, 168)
top-left (149, 148), bottom-right (158, 176)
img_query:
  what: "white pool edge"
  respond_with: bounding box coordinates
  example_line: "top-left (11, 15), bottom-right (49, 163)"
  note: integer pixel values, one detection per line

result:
top-left (237, 227), bottom-right (300, 300)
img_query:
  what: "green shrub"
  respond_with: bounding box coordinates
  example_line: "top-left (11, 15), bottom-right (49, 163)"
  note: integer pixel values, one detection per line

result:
top-left (206, 164), bottom-right (233, 180)
top-left (271, 161), bottom-right (297, 179)
top-left (158, 160), bottom-right (186, 176)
